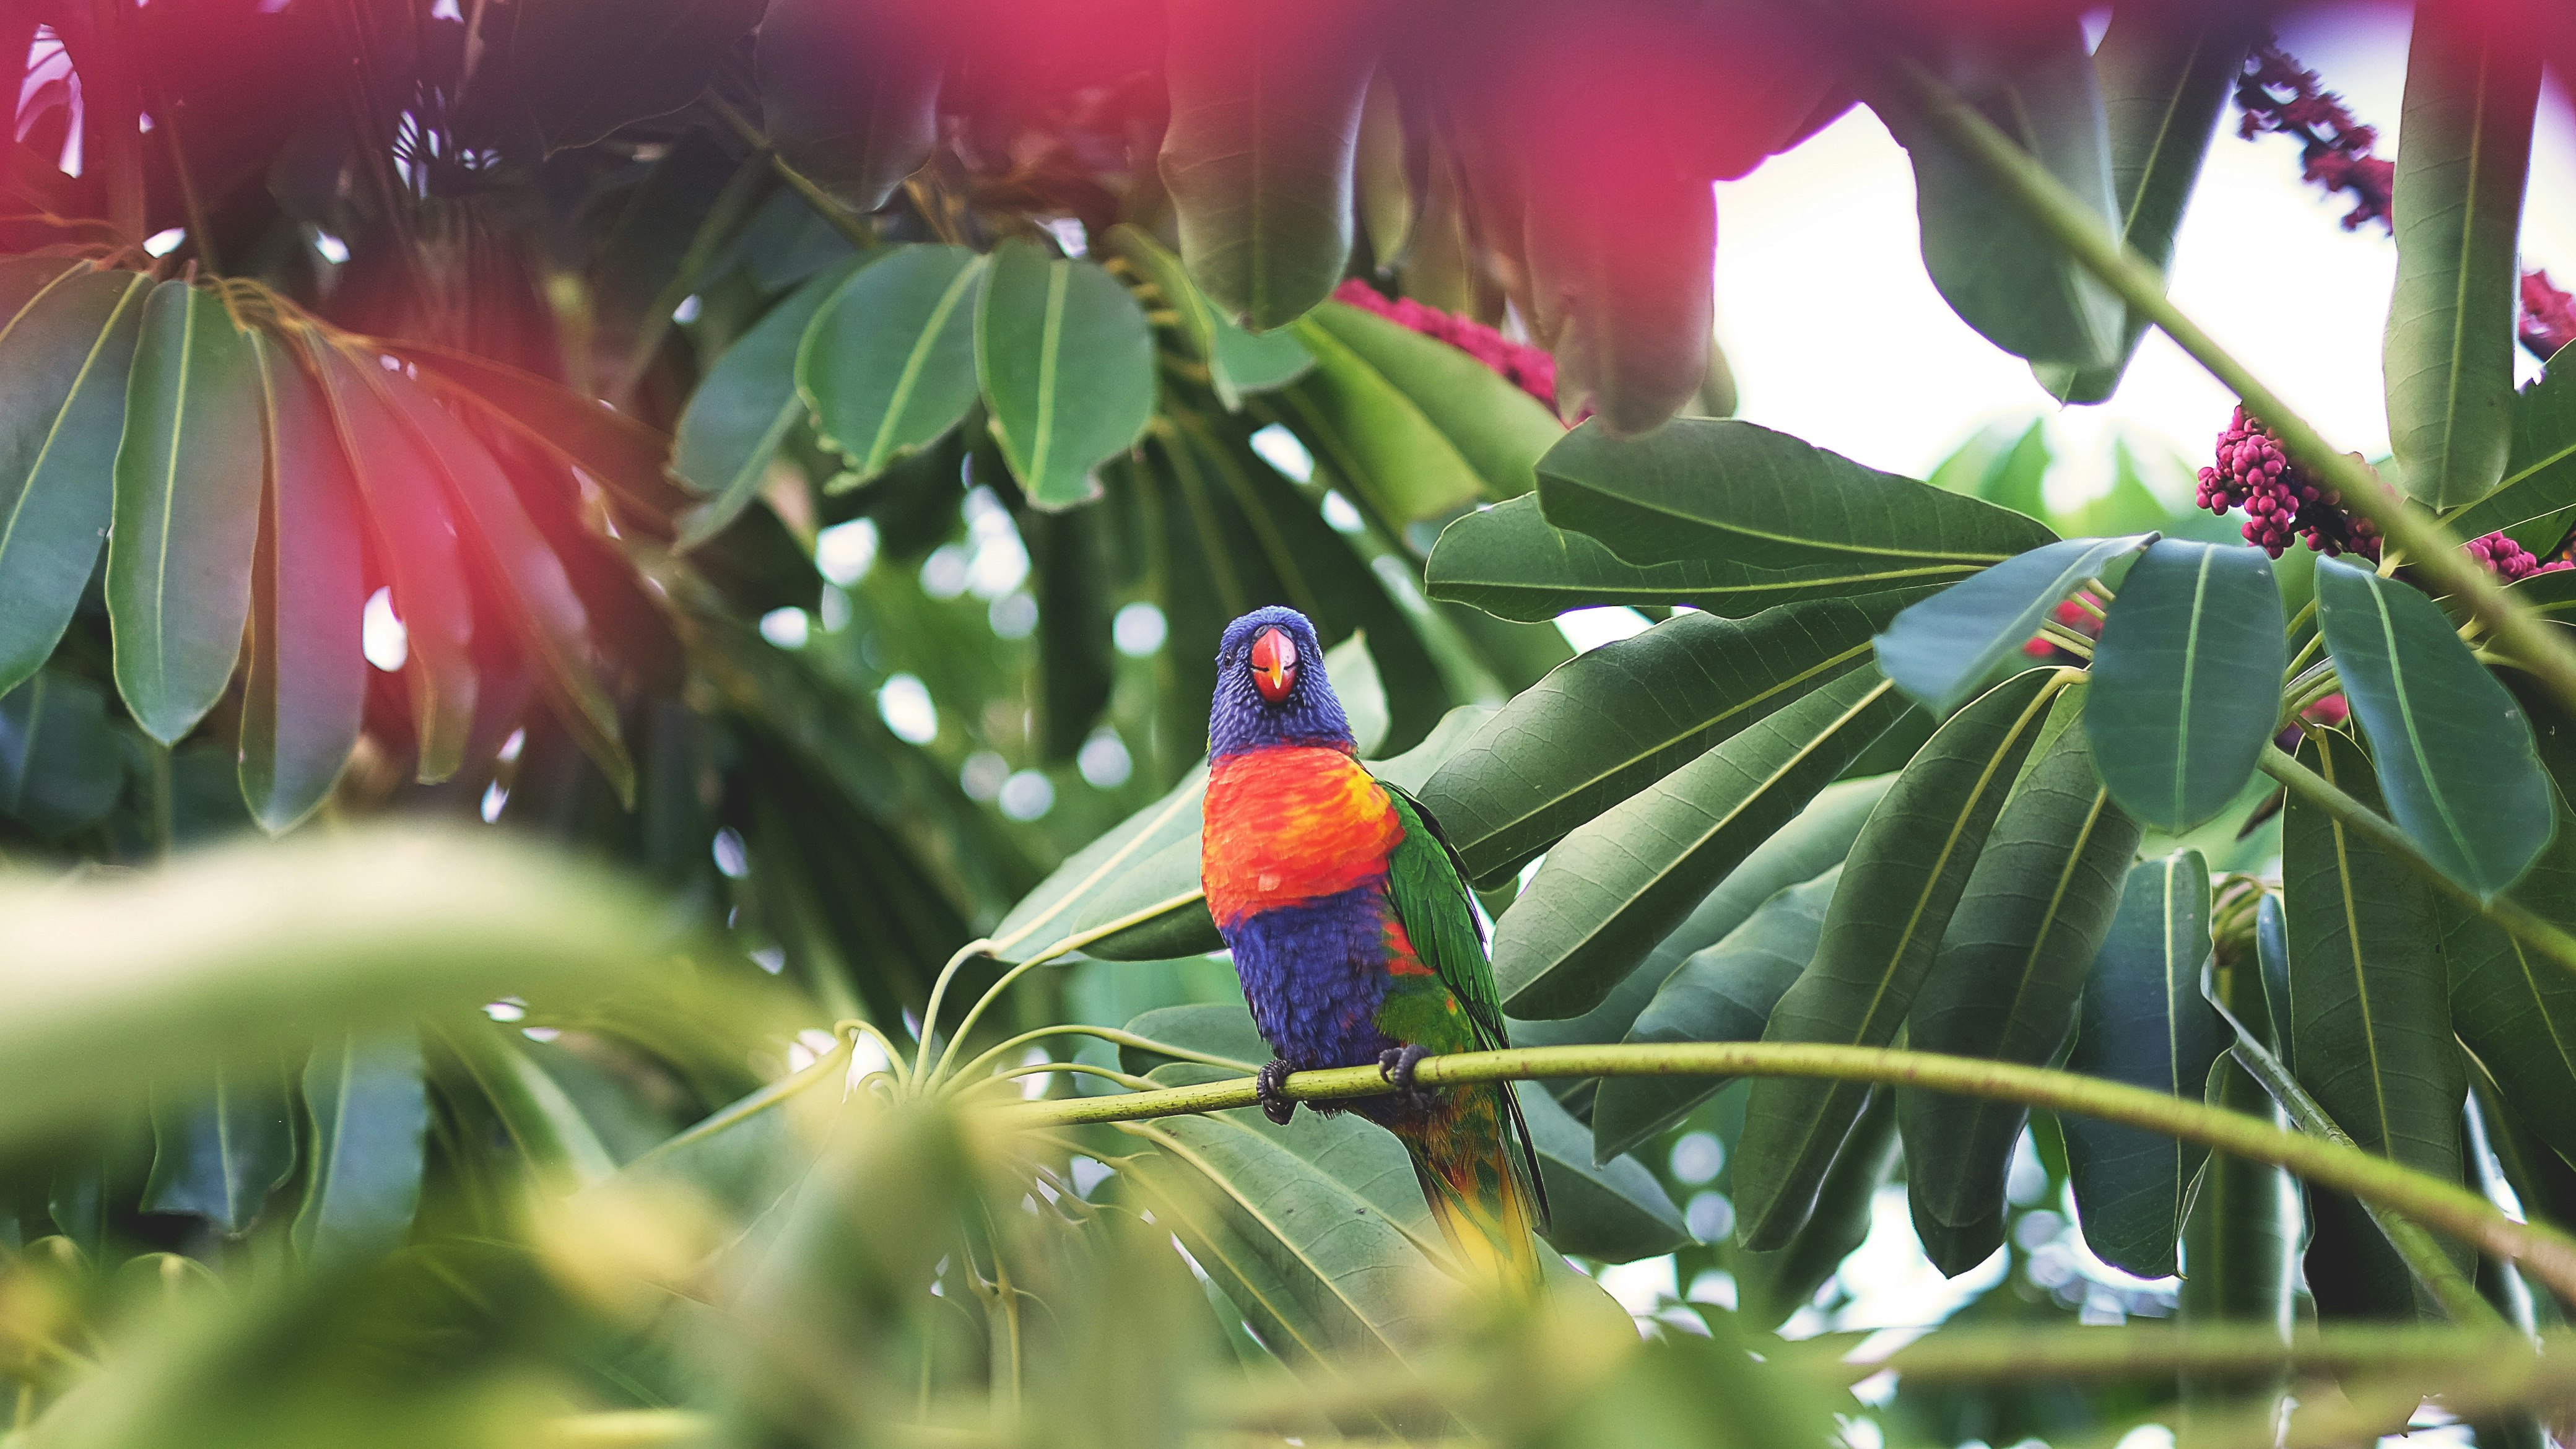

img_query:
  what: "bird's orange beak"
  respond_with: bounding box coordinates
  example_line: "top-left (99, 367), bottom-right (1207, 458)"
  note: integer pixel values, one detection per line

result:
top-left (1250, 626), bottom-right (1297, 703)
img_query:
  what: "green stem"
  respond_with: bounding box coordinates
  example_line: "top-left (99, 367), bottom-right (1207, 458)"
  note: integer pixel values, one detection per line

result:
top-left (2256, 744), bottom-right (2576, 977)
top-left (1804, 1322), bottom-right (2541, 1385)
top-left (995, 1039), bottom-right (2576, 1305)
top-left (539, 1409), bottom-right (715, 1446)
top-left (946, 1024), bottom-right (1260, 1088)
top-left (703, 94), bottom-right (877, 251)
top-left (593, 1040), bottom-right (848, 1187)
top-left (928, 890), bottom-right (1208, 1087)
top-left (1887, 56), bottom-right (2576, 723)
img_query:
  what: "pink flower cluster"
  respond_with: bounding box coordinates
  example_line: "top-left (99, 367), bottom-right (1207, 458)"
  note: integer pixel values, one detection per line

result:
top-left (2196, 406), bottom-right (2380, 560)
top-left (2526, 270), bottom-right (2576, 363)
top-left (2236, 40), bottom-right (2392, 232)
top-left (2464, 529), bottom-right (2569, 582)
top-left (1329, 279), bottom-right (1560, 414)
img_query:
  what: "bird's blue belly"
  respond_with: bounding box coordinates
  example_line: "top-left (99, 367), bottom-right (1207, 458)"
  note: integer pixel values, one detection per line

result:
top-left (1220, 882), bottom-right (1396, 1072)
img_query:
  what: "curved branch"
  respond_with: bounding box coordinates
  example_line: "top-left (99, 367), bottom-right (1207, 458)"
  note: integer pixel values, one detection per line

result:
top-left (995, 1040), bottom-right (2576, 1305)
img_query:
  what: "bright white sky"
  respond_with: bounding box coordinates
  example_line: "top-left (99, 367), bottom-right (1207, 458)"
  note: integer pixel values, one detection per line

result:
top-left (1712, 3), bottom-right (2576, 513)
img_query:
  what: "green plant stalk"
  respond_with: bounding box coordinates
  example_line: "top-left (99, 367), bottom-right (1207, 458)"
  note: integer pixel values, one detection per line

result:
top-left (995, 1039), bottom-right (2576, 1305)
top-left (703, 94), bottom-right (877, 252)
top-left (928, 889), bottom-right (1210, 1086)
top-left (2199, 981), bottom-right (2502, 1327)
top-left (1887, 56), bottom-right (2576, 722)
top-left (1802, 1322), bottom-right (2544, 1385)
top-left (2256, 744), bottom-right (2576, 968)
top-left (539, 1408), bottom-right (715, 1445)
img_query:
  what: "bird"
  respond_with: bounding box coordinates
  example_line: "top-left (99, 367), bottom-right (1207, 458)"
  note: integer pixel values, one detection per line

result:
top-left (1198, 606), bottom-right (1547, 1290)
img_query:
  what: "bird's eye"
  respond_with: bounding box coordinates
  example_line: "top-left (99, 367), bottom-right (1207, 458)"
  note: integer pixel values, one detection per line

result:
top-left (1249, 626), bottom-right (1297, 703)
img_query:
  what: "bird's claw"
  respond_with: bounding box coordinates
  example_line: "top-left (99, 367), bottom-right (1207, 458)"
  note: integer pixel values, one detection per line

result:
top-left (1378, 1045), bottom-right (1435, 1111)
top-left (1256, 1058), bottom-right (1297, 1126)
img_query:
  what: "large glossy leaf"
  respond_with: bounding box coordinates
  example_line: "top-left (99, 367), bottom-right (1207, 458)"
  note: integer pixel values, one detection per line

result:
top-left (1878, 20), bottom-right (2125, 370)
top-left (799, 246), bottom-right (986, 490)
top-left (292, 1031), bottom-right (427, 1268)
top-left (2063, 851), bottom-right (2225, 1279)
top-left (1418, 595), bottom-right (1911, 887)
top-left (2255, 892), bottom-right (2296, 1071)
top-left (669, 258), bottom-right (863, 546)
top-left (381, 372), bottom-right (632, 801)
top-left (975, 241), bottom-right (1157, 509)
top-left (502, 0), bottom-right (764, 152)
top-left (2444, 350), bottom-right (2576, 547)
top-left (1590, 866), bottom-right (1838, 1163)
top-left (1733, 667), bottom-right (2066, 1249)
top-left (142, 1061), bottom-right (295, 1235)
top-left (2383, 2), bottom-right (2541, 510)
top-left (391, 341), bottom-right (690, 537)
top-left (990, 764), bottom-right (1214, 964)
top-left (308, 339), bottom-right (477, 783)
top-left (1522, 775), bottom-right (1894, 1126)
top-left (2282, 729), bottom-right (2465, 1314)
top-left (1538, 418), bottom-right (2057, 579)
top-left (1874, 533), bottom-right (2155, 716)
top-left (1278, 300), bottom-right (1563, 523)
top-left (0, 825), bottom-right (686, 1152)
top-left (1427, 495), bottom-right (1934, 622)
top-left (755, 0), bottom-right (942, 214)
top-left (1512, 1080), bottom-right (1689, 1261)
top-left (1104, 224), bottom-right (1312, 409)
top-left (1159, 0), bottom-right (1376, 330)
top-left (0, 264), bottom-right (149, 694)
top-left (107, 282), bottom-right (265, 744)
top-left (238, 336), bottom-right (365, 834)
top-left (1736, 1088), bottom-right (1899, 1330)
top-left (2042, 6), bottom-right (2261, 402)
top-left (0, 669), bottom-right (122, 840)
top-left (2086, 539), bottom-right (2287, 832)
top-left (1493, 665), bottom-right (1908, 1019)
top-left (1899, 711), bottom-right (2144, 1275)
top-left (2315, 555), bottom-right (2553, 898)
top-left (2179, 1041), bottom-right (2298, 1383)
top-left (2440, 783), bottom-right (2576, 1165)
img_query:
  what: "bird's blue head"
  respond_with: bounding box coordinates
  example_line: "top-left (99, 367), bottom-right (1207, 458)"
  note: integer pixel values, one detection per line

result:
top-left (1209, 607), bottom-right (1352, 760)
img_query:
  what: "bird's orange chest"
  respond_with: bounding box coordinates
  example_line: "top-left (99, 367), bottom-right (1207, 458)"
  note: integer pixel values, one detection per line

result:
top-left (1201, 746), bottom-right (1404, 928)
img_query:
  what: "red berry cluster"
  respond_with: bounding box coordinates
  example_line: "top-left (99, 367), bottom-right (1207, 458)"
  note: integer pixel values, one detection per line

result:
top-left (1331, 279), bottom-right (1560, 413)
top-left (2465, 530), bottom-right (2570, 583)
top-left (2235, 40), bottom-right (2392, 233)
top-left (2196, 407), bottom-right (2380, 560)
top-left (2526, 270), bottom-right (2576, 363)
top-left (2021, 598), bottom-right (2101, 659)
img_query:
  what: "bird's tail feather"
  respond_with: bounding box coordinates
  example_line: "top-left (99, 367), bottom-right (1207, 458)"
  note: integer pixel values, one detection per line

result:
top-left (1401, 1084), bottom-right (1546, 1296)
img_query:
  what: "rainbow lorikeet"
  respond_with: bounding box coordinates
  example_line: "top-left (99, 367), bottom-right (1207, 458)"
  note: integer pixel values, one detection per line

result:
top-left (1199, 607), bottom-right (1547, 1288)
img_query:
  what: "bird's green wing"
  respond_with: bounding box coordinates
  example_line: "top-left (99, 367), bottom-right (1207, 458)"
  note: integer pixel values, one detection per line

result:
top-left (1382, 785), bottom-right (1510, 1053)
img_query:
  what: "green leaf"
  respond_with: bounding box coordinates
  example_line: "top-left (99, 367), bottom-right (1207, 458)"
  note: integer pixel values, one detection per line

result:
top-left (292, 1030), bottom-right (427, 1269)
top-left (0, 264), bottom-right (150, 695)
top-left (2255, 892), bottom-right (2296, 1071)
top-left (142, 1061), bottom-right (295, 1236)
top-left (380, 372), bottom-right (633, 802)
top-left (1875, 534), bottom-right (2155, 715)
top-left (1879, 20), bottom-right (2125, 370)
top-left (2439, 782), bottom-right (2576, 1166)
top-left (1418, 595), bottom-right (1913, 887)
top-left (0, 669), bottom-right (123, 840)
top-left (2315, 554), bottom-right (2554, 898)
top-left (392, 341), bottom-right (692, 538)
top-left (974, 240), bottom-right (1157, 509)
top-left (1899, 713), bottom-right (2144, 1275)
top-left (0, 825), bottom-right (691, 1154)
top-left (502, 0), bottom-right (764, 153)
top-left (107, 282), bottom-right (266, 744)
top-left (2086, 539), bottom-right (2287, 832)
top-left (1539, 417), bottom-right (2059, 578)
top-left (1427, 495), bottom-right (1942, 623)
top-left (990, 765), bottom-right (1216, 964)
top-left (755, 0), bottom-right (942, 214)
top-left (671, 256), bottom-right (865, 546)
top-left (2282, 729), bottom-right (2466, 1315)
top-left (1278, 299), bottom-right (1563, 523)
top-left (1026, 503), bottom-right (1116, 759)
top-left (1158, 0), bottom-right (1376, 330)
top-left (1733, 667), bottom-right (2067, 1250)
top-left (1590, 866), bottom-right (1838, 1163)
top-left (2040, 7), bottom-right (2263, 402)
top-left (309, 340), bottom-right (478, 783)
top-left (1323, 630), bottom-right (1390, 758)
top-left (1522, 129), bottom-right (1715, 435)
top-left (1510, 1081), bottom-right (1688, 1262)
top-left (1103, 224), bottom-right (1312, 409)
top-left (2063, 851), bottom-right (2225, 1279)
top-left (799, 246), bottom-right (986, 491)
top-left (2442, 353), bottom-right (2576, 548)
top-left (2178, 1053), bottom-right (2298, 1375)
top-left (1735, 1089), bottom-right (1900, 1331)
top-left (2383, 3), bottom-right (2543, 510)
top-left (238, 336), bottom-right (365, 834)
top-left (1493, 665), bottom-right (1908, 1019)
